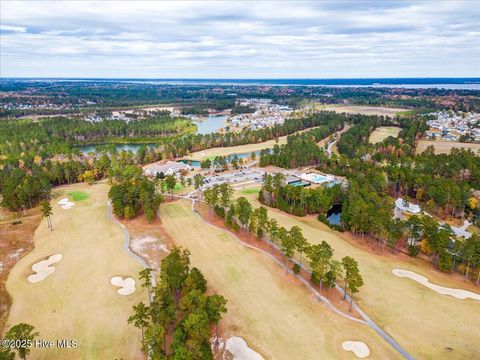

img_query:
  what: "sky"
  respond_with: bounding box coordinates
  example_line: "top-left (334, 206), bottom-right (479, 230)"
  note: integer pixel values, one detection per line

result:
top-left (1, 1), bottom-right (479, 78)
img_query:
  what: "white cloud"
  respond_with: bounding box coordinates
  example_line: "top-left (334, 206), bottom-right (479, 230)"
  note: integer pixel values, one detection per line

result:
top-left (0, 24), bottom-right (27, 32)
top-left (0, 1), bottom-right (479, 78)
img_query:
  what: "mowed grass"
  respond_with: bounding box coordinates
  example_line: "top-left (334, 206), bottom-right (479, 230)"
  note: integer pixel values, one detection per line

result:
top-left (160, 200), bottom-right (401, 360)
top-left (369, 126), bottom-right (402, 144)
top-left (416, 140), bottom-right (480, 155)
top-left (239, 188), bottom-right (260, 195)
top-left (5, 183), bottom-right (147, 359)
top-left (182, 137), bottom-right (288, 161)
top-left (162, 203), bottom-right (189, 218)
top-left (240, 192), bottom-right (480, 359)
top-left (68, 190), bottom-right (89, 201)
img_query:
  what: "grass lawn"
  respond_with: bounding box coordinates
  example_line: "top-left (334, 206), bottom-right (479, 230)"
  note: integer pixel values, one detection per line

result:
top-left (160, 200), bottom-right (401, 360)
top-left (239, 188), bottom-right (260, 195)
top-left (162, 202), bottom-right (189, 218)
top-left (240, 192), bottom-right (480, 359)
top-left (369, 126), bottom-right (402, 144)
top-left (5, 183), bottom-right (147, 359)
top-left (182, 137), bottom-right (289, 161)
top-left (68, 190), bottom-right (89, 201)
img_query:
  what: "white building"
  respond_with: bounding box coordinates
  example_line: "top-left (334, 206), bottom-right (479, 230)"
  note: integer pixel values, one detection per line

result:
top-left (395, 198), bottom-right (421, 214)
top-left (144, 161), bottom-right (190, 177)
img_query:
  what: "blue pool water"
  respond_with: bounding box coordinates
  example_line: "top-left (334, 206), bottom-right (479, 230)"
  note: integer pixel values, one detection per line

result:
top-left (326, 204), bottom-right (342, 226)
top-left (312, 174), bottom-right (328, 183)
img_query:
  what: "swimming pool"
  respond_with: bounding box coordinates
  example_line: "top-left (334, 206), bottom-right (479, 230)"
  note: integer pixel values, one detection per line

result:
top-left (299, 172), bottom-right (333, 184)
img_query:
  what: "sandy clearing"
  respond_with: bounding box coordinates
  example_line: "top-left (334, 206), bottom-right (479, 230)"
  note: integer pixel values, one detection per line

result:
top-left (27, 254), bottom-right (63, 283)
top-left (342, 341), bottom-right (370, 358)
top-left (369, 126), bottom-right (402, 144)
top-left (110, 276), bottom-right (136, 296)
top-left (416, 140), bottom-right (480, 155)
top-left (323, 105), bottom-right (408, 117)
top-left (392, 269), bottom-right (480, 301)
top-left (225, 337), bottom-right (264, 360)
top-left (130, 236), bottom-right (170, 254)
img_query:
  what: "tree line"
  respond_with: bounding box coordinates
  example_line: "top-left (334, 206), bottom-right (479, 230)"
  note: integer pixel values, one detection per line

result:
top-left (201, 183), bottom-right (364, 309)
top-left (259, 173), bottom-right (342, 217)
top-left (128, 248), bottom-right (227, 359)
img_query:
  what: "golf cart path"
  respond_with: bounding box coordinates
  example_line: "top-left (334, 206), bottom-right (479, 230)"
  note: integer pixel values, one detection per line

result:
top-left (182, 196), bottom-right (413, 360)
top-left (107, 201), bottom-right (156, 287)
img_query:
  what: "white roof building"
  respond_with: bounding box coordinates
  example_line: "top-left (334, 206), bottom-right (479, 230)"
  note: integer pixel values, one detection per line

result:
top-left (395, 198), bottom-right (421, 214)
top-left (144, 160), bottom-right (190, 177)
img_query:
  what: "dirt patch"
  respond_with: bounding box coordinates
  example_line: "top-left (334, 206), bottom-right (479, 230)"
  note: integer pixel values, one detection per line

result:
top-left (0, 206), bottom-right (41, 333)
top-left (416, 140), bottom-right (480, 155)
top-left (120, 215), bottom-right (171, 272)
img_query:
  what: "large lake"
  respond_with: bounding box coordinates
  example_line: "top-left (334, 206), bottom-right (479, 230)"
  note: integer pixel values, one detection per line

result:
top-left (193, 114), bottom-right (228, 135)
top-left (78, 114), bottom-right (228, 154)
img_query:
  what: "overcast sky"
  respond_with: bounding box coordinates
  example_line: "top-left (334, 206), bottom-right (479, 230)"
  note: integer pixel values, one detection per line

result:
top-left (1, 1), bottom-right (479, 78)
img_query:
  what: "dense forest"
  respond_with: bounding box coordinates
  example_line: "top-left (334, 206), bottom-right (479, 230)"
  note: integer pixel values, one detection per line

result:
top-left (255, 111), bottom-right (480, 283)
top-left (129, 249), bottom-right (227, 359)
top-left (259, 173), bottom-right (342, 217)
top-left (0, 111), bottom-right (353, 211)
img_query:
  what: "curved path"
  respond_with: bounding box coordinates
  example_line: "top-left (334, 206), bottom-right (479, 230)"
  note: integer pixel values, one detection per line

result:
top-left (182, 196), bottom-right (414, 359)
top-left (106, 201), bottom-right (156, 288)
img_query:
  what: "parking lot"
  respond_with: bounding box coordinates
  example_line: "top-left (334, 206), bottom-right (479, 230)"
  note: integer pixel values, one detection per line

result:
top-left (201, 169), bottom-right (265, 190)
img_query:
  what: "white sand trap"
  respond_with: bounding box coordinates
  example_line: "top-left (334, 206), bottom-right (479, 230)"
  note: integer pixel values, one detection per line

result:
top-left (225, 337), bottom-right (264, 360)
top-left (392, 269), bottom-right (480, 301)
top-left (342, 341), bottom-right (370, 358)
top-left (57, 198), bottom-right (74, 209)
top-left (110, 276), bottom-right (136, 295)
top-left (27, 254), bottom-right (63, 283)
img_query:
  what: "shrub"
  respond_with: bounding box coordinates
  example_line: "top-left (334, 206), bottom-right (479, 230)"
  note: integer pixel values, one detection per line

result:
top-left (292, 263), bottom-right (301, 275)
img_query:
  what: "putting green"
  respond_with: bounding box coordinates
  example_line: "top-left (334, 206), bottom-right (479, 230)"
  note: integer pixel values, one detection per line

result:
top-left (68, 191), bottom-right (89, 201)
top-left (240, 188), bottom-right (260, 195)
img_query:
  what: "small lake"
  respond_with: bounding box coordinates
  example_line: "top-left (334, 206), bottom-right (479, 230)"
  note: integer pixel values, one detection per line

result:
top-left (78, 114), bottom-right (229, 154)
top-left (78, 143), bottom-right (157, 154)
top-left (193, 114), bottom-right (228, 135)
top-left (326, 204), bottom-right (342, 226)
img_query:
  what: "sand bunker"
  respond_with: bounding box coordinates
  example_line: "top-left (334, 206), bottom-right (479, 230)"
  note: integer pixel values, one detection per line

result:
top-left (342, 341), bottom-right (370, 358)
top-left (225, 337), bottom-right (264, 360)
top-left (110, 276), bottom-right (136, 295)
top-left (392, 269), bottom-right (480, 301)
top-left (27, 254), bottom-right (63, 283)
top-left (57, 198), bottom-right (74, 209)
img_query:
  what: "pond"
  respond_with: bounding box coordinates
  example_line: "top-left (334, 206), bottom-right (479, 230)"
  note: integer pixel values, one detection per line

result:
top-left (78, 114), bottom-right (229, 155)
top-left (326, 204), bottom-right (342, 226)
top-left (78, 143), bottom-right (157, 154)
top-left (177, 159), bottom-right (201, 168)
top-left (193, 114), bottom-right (228, 135)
